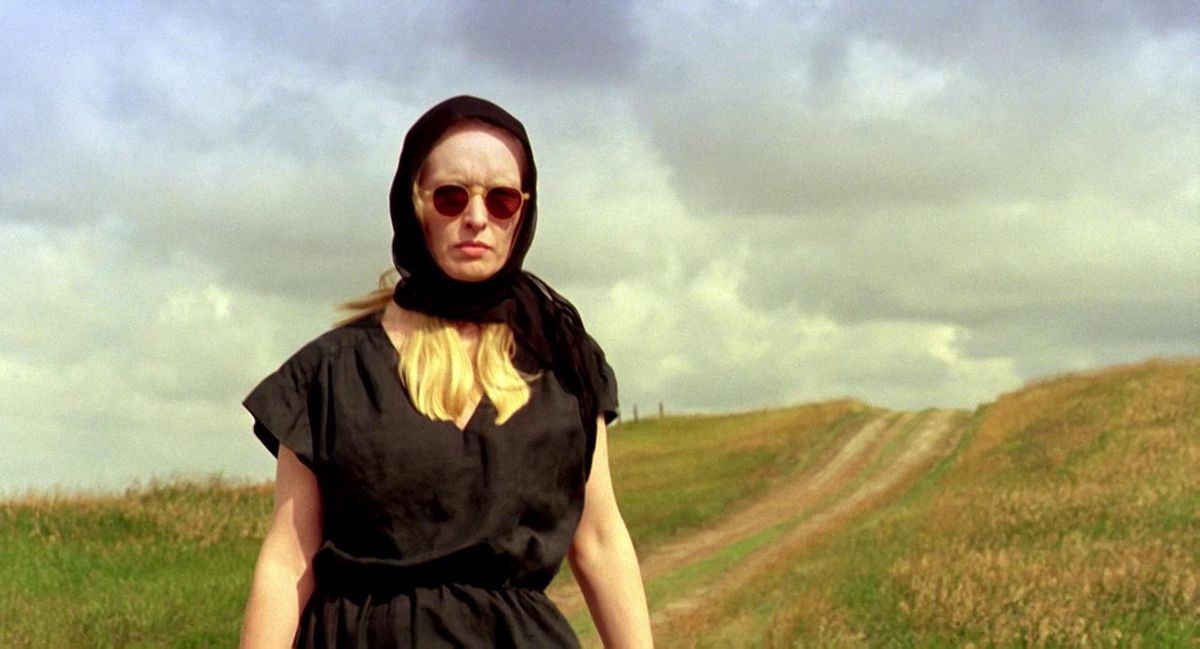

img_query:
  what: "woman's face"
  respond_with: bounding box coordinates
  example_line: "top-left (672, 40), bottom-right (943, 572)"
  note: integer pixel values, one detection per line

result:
top-left (414, 122), bottom-right (526, 283)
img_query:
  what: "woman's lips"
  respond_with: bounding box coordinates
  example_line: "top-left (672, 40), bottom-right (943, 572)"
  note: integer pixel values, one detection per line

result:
top-left (455, 241), bottom-right (491, 258)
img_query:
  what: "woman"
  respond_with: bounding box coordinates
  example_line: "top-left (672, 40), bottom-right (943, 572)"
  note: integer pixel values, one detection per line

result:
top-left (238, 96), bottom-right (653, 648)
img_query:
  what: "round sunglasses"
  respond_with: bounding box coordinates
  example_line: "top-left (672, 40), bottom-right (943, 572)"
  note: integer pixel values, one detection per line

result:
top-left (419, 184), bottom-right (529, 220)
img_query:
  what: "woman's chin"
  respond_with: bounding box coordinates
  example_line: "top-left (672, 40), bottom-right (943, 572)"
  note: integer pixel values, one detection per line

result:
top-left (442, 263), bottom-right (500, 283)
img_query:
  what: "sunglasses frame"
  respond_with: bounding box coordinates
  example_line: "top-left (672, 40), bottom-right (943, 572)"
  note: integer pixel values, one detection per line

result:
top-left (414, 182), bottom-right (530, 220)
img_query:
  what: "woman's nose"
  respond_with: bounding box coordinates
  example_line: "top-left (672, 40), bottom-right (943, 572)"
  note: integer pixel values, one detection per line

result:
top-left (462, 196), bottom-right (488, 228)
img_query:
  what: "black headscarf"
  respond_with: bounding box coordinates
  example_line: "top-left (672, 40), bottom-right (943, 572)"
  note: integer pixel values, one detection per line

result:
top-left (388, 96), bottom-right (616, 456)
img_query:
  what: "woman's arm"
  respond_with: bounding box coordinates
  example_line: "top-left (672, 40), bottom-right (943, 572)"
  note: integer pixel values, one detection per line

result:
top-left (568, 416), bottom-right (654, 648)
top-left (239, 446), bottom-right (324, 649)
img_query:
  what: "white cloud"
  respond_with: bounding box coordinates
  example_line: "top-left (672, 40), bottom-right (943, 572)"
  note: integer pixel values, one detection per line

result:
top-left (841, 38), bottom-right (963, 120)
top-left (0, 220), bottom-right (330, 494)
top-left (587, 231), bottom-right (1022, 414)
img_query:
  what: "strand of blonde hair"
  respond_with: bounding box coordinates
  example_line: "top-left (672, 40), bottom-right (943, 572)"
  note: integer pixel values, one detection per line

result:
top-left (337, 270), bottom-right (532, 425)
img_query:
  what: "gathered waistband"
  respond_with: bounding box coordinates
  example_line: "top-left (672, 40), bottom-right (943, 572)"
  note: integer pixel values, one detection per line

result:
top-left (312, 543), bottom-right (550, 597)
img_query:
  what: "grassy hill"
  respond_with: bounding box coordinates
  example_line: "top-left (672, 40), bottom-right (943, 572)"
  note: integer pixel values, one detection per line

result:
top-left (3, 358), bottom-right (1196, 647)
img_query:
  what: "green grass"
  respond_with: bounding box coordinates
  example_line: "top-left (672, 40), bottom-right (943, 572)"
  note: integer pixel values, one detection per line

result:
top-left (1, 476), bottom-right (269, 648)
top-left (645, 522), bottom-right (786, 608)
top-left (564, 401), bottom-right (866, 640)
top-left (607, 401), bottom-right (865, 551)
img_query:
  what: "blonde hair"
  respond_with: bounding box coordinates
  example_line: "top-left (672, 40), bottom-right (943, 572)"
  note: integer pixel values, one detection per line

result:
top-left (338, 270), bottom-right (533, 426)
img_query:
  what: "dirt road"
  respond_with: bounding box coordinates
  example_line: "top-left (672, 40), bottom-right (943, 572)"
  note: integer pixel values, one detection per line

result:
top-left (548, 407), bottom-right (969, 638)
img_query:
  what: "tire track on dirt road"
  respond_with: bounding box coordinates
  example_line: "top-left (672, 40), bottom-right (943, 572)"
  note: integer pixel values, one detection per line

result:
top-left (650, 408), bottom-right (968, 633)
top-left (549, 409), bottom-right (912, 618)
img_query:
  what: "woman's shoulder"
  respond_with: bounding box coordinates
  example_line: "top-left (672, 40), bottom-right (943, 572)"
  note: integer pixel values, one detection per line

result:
top-left (312, 314), bottom-right (381, 352)
top-left (244, 314), bottom-right (388, 415)
top-left (276, 314), bottom-right (384, 374)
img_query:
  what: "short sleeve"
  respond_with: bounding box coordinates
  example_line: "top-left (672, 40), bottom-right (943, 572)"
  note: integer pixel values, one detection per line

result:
top-left (242, 343), bottom-right (323, 471)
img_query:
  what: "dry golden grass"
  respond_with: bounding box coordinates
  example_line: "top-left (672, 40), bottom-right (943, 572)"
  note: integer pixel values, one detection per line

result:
top-left (887, 358), bottom-right (1200, 647)
top-left (892, 532), bottom-right (1197, 647)
top-left (959, 357), bottom-right (1199, 478)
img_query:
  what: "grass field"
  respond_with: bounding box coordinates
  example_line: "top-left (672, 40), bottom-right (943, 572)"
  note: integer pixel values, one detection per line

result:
top-left (3, 358), bottom-right (1196, 647)
top-left (1, 477), bottom-right (270, 647)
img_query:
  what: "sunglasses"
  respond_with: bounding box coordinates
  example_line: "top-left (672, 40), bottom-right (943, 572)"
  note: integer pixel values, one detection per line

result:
top-left (418, 184), bottom-right (529, 220)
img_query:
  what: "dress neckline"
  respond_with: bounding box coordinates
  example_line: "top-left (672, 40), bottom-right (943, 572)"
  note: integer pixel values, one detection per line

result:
top-left (365, 313), bottom-right (492, 434)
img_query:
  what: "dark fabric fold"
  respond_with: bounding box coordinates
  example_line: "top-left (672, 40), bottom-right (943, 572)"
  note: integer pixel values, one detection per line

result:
top-left (242, 340), bottom-right (322, 470)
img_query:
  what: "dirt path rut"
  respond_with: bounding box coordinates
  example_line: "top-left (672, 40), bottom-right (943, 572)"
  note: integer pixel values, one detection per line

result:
top-left (548, 407), bottom-right (968, 632)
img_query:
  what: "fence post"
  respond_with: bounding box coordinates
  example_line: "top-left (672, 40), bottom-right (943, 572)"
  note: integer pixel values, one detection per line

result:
top-left (658, 401), bottom-right (664, 418)
top-left (633, 404), bottom-right (639, 424)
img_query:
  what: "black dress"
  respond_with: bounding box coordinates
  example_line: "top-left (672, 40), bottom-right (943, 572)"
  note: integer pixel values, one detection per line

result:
top-left (243, 315), bottom-right (618, 648)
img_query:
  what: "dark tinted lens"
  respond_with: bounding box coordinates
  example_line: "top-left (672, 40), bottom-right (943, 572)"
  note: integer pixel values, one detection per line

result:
top-left (431, 185), bottom-right (469, 215)
top-left (485, 187), bottom-right (523, 219)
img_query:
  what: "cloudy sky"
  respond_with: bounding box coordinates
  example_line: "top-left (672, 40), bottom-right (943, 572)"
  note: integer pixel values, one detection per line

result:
top-left (2, 1), bottom-right (1196, 495)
